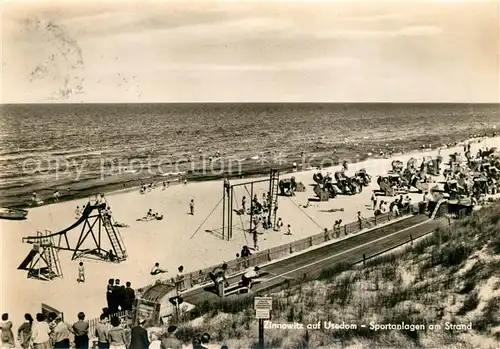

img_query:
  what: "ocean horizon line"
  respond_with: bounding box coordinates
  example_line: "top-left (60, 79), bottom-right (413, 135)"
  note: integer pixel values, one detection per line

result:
top-left (2, 101), bottom-right (499, 106)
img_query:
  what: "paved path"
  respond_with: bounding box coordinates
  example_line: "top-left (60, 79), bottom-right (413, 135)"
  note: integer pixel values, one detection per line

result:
top-left (181, 214), bottom-right (449, 304)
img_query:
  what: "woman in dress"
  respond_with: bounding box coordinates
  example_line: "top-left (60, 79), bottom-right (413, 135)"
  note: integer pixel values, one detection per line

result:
top-left (17, 314), bottom-right (33, 349)
top-left (1, 313), bottom-right (15, 348)
top-left (107, 317), bottom-right (127, 349)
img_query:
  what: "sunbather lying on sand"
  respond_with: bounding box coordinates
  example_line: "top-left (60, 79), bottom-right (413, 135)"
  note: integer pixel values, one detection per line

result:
top-left (323, 208), bottom-right (345, 213)
top-left (114, 222), bottom-right (129, 228)
top-left (137, 213), bottom-right (163, 221)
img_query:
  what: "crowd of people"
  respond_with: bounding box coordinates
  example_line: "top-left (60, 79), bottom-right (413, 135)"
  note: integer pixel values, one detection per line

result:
top-left (371, 192), bottom-right (412, 218)
top-left (0, 311), bottom-right (94, 349)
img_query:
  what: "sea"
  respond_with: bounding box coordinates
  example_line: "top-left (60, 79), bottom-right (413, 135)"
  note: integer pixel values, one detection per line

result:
top-left (0, 103), bottom-right (498, 207)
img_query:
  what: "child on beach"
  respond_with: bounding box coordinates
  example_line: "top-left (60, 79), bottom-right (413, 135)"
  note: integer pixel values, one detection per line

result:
top-left (77, 262), bottom-right (85, 283)
top-left (285, 224), bottom-right (292, 235)
top-left (252, 230), bottom-right (259, 250)
top-left (371, 192), bottom-right (377, 210)
top-left (276, 217), bottom-right (283, 232)
top-left (189, 199), bottom-right (194, 215)
top-left (333, 220), bottom-right (342, 238)
top-left (357, 211), bottom-right (367, 229)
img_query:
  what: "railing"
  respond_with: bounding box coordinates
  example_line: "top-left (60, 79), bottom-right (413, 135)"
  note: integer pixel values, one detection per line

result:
top-left (137, 203), bottom-right (420, 296)
top-left (354, 207), bottom-right (473, 267)
top-left (88, 310), bottom-right (130, 339)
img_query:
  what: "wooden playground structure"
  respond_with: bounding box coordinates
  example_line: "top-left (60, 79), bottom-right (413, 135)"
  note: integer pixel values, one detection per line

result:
top-left (18, 195), bottom-right (127, 280)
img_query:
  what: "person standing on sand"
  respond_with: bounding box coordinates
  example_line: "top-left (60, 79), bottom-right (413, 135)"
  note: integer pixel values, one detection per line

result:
top-left (77, 262), bottom-right (85, 283)
top-left (72, 312), bottom-right (89, 349)
top-left (285, 224), bottom-right (292, 235)
top-left (32, 313), bottom-right (51, 349)
top-left (335, 220), bottom-right (343, 238)
top-left (95, 314), bottom-right (109, 349)
top-left (108, 317), bottom-right (128, 349)
top-left (160, 326), bottom-right (181, 349)
top-left (392, 203), bottom-right (400, 217)
top-left (357, 211), bottom-right (363, 229)
top-left (128, 319), bottom-right (149, 349)
top-left (51, 314), bottom-right (72, 349)
top-left (252, 229), bottom-right (259, 250)
top-left (371, 193), bottom-right (377, 210)
top-left (17, 314), bottom-right (33, 349)
top-left (32, 192), bottom-right (37, 205)
top-left (123, 282), bottom-right (135, 312)
top-left (242, 196), bottom-right (246, 212)
top-left (189, 199), bottom-right (194, 215)
top-left (276, 217), bottom-right (283, 232)
top-left (1, 313), bottom-right (15, 349)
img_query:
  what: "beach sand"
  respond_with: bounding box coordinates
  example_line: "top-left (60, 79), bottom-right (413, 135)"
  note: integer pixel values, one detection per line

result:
top-left (1, 136), bottom-right (498, 330)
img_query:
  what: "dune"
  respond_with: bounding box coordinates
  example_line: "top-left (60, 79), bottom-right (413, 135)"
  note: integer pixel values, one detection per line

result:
top-left (1, 136), bottom-right (498, 331)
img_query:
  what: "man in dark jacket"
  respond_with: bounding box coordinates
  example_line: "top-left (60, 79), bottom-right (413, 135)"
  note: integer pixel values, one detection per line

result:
top-left (123, 282), bottom-right (136, 311)
top-left (129, 319), bottom-right (149, 349)
top-left (106, 279), bottom-right (116, 313)
top-left (113, 279), bottom-right (125, 311)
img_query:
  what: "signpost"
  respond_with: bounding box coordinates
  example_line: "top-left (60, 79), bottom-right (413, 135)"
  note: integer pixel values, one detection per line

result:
top-left (254, 297), bottom-right (272, 349)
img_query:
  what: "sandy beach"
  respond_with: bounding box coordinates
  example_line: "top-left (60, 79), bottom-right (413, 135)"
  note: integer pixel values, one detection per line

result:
top-left (1, 135), bottom-right (498, 331)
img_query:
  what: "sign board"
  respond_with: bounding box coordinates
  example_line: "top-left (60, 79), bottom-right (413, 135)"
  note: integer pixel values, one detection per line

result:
top-left (254, 297), bottom-right (272, 310)
top-left (255, 309), bottom-right (270, 319)
top-left (133, 298), bottom-right (161, 327)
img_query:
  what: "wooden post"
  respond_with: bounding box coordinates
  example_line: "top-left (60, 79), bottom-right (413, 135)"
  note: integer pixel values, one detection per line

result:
top-left (289, 244), bottom-right (293, 254)
top-left (344, 225), bottom-right (347, 236)
top-left (229, 187), bottom-right (234, 240)
top-left (250, 183), bottom-right (254, 234)
top-left (222, 183), bottom-right (225, 240)
top-left (410, 234), bottom-right (413, 246)
top-left (309, 237), bottom-right (313, 247)
top-left (258, 319), bottom-right (264, 349)
top-left (363, 254), bottom-right (366, 267)
top-left (267, 251), bottom-right (271, 262)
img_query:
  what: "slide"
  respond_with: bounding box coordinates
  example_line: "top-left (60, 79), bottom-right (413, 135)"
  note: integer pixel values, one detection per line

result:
top-left (18, 249), bottom-right (38, 270)
top-left (24, 203), bottom-right (106, 241)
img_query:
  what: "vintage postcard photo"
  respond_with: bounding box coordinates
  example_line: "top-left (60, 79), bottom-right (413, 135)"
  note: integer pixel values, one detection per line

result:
top-left (1, 1), bottom-right (499, 348)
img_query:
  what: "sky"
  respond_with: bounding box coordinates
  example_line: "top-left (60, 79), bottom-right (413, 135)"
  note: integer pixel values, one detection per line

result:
top-left (1, 1), bottom-right (499, 103)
